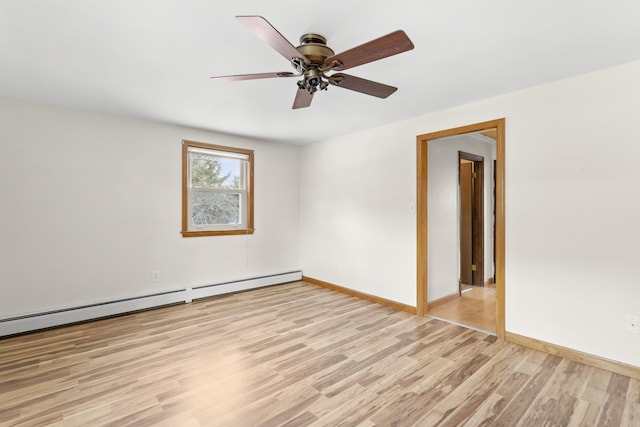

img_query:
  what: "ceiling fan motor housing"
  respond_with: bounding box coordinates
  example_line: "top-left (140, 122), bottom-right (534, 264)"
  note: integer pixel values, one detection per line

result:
top-left (295, 33), bottom-right (335, 93)
top-left (296, 33), bottom-right (334, 65)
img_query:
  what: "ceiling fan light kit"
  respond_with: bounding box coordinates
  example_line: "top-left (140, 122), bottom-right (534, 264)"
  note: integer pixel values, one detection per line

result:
top-left (211, 16), bottom-right (415, 109)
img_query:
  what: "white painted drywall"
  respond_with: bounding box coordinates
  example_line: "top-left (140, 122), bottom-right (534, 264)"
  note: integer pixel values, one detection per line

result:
top-left (0, 97), bottom-right (301, 318)
top-left (300, 60), bottom-right (640, 367)
top-left (299, 125), bottom-right (417, 306)
top-left (428, 134), bottom-right (495, 301)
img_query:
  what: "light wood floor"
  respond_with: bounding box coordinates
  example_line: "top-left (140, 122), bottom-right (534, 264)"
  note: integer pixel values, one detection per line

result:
top-left (428, 287), bottom-right (497, 334)
top-left (1, 281), bottom-right (639, 426)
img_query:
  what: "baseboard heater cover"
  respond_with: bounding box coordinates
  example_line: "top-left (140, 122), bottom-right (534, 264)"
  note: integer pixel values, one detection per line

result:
top-left (0, 271), bottom-right (302, 337)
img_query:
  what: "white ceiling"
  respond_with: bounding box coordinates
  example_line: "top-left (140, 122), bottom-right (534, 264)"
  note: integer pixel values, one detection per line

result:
top-left (1, 1), bottom-right (639, 144)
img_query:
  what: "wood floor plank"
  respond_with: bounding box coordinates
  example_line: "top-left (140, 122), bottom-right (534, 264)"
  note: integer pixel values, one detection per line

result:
top-left (597, 373), bottom-right (631, 426)
top-left (410, 340), bottom-right (535, 426)
top-left (1, 281), bottom-right (638, 426)
top-left (428, 286), bottom-right (496, 333)
top-left (621, 399), bottom-right (640, 427)
top-left (516, 359), bottom-right (592, 426)
top-left (459, 391), bottom-right (508, 426)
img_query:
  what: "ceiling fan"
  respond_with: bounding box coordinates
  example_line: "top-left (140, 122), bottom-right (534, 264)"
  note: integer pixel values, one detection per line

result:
top-left (211, 16), bottom-right (415, 109)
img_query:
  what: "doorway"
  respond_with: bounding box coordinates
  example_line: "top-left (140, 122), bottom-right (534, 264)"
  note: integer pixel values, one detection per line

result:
top-left (416, 119), bottom-right (505, 339)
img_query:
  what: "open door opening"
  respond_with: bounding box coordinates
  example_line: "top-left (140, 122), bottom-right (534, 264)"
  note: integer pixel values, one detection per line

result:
top-left (416, 119), bottom-right (505, 339)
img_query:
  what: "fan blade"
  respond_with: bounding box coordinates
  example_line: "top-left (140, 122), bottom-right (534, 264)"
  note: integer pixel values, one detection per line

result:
top-left (329, 73), bottom-right (397, 98)
top-left (211, 72), bottom-right (296, 82)
top-left (292, 89), bottom-right (313, 109)
top-left (236, 16), bottom-right (309, 65)
top-left (324, 30), bottom-right (414, 71)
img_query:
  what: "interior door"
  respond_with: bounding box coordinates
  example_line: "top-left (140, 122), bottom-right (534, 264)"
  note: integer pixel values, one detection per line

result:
top-left (459, 161), bottom-right (473, 288)
top-left (459, 151), bottom-right (485, 290)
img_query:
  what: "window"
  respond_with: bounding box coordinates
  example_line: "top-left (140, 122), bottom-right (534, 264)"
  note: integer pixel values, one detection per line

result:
top-left (182, 140), bottom-right (254, 237)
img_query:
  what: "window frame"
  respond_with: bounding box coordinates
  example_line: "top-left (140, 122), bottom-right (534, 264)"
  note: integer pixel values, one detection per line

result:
top-left (181, 140), bottom-right (254, 237)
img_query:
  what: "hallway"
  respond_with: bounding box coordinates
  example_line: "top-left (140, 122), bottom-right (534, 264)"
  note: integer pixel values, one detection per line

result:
top-left (427, 287), bottom-right (496, 334)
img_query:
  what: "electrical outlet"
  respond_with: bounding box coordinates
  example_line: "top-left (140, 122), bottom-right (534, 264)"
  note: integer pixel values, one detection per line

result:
top-left (151, 270), bottom-right (160, 283)
top-left (624, 315), bottom-right (640, 334)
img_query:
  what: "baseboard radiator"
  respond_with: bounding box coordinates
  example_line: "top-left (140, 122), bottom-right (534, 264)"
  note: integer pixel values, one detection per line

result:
top-left (0, 271), bottom-right (302, 337)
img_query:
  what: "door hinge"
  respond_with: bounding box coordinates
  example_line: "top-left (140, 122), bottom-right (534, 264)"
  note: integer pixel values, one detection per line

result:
top-left (472, 172), bottom-right (477, 179)
top-left (471, 264), bottom-right (477, 271)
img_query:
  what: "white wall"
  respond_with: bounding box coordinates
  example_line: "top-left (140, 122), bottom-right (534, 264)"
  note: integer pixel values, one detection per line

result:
top-left (428, 134), bottom-right (495, 301)
top-left (0, 97), bottom-right (301, 319)
top-left (300, 60), bottom-right (640, 367)
top-left (299, 125), bottom-right (417, 305)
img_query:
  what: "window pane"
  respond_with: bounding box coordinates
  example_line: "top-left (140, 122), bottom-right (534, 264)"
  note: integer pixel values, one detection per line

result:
top-left (191, 192), bottom-right (241, 226)
top-left (182, 140), bottom-right (253, 237)
top-left (190, 153), bottom-right (243, 190)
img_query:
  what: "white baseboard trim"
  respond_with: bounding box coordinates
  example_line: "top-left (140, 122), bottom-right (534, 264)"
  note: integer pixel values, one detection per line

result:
top-left (0, 271), bottom-right (302, 337)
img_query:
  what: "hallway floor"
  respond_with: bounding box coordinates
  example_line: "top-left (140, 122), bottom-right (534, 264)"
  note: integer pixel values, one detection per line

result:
top-left (427, 286), bottom-right (496, 334)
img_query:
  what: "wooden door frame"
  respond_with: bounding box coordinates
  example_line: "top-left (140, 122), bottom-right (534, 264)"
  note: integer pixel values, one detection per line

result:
top-left (459, 151), bottom-right (485, 289)
top-left (416, 118), bottom-right (505, 339)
